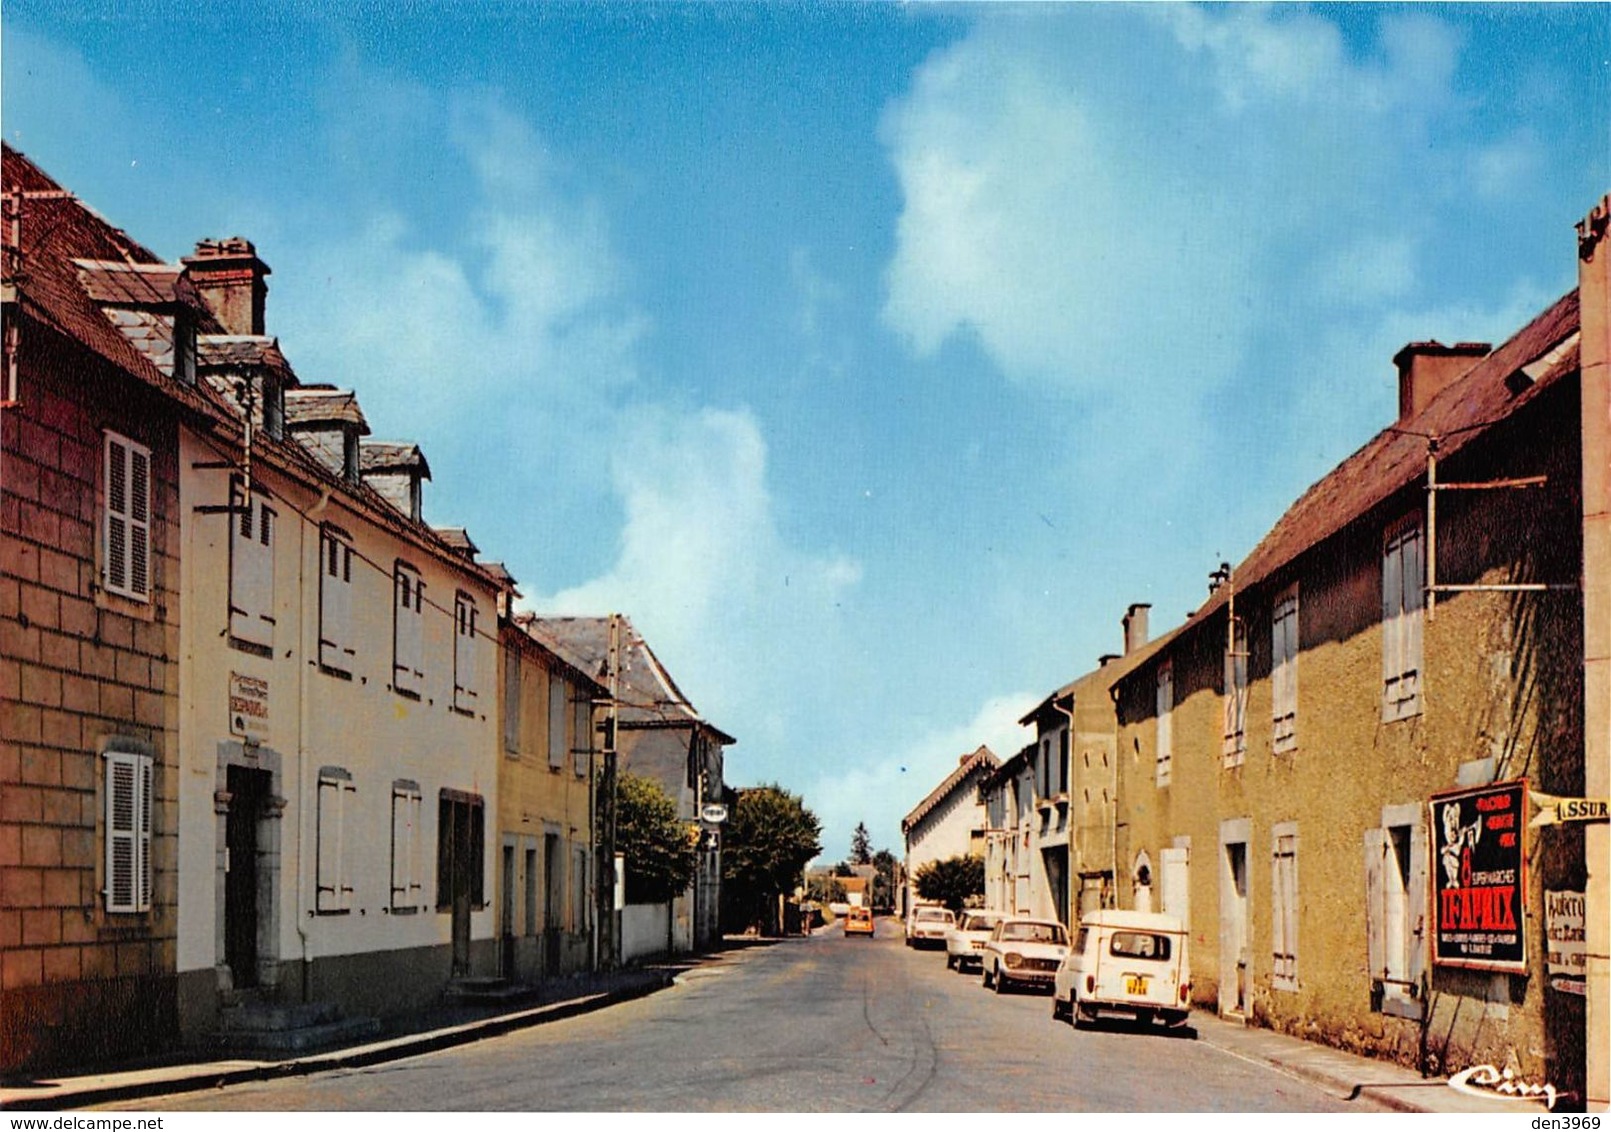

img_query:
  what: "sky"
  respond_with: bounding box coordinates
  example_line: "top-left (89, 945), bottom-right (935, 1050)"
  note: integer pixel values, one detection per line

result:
top-left (4, 2), bottom-right (1607, 865)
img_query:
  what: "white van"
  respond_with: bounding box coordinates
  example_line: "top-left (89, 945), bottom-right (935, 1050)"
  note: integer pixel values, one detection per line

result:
top-left (1052, 910), bottom-right (1190, 1029)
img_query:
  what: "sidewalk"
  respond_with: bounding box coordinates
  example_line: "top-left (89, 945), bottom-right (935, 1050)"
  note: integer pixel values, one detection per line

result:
top-left (0, 963), bottom-right (682, 1112)
top-left (1190, 1012), bottom-right (1544, 1114)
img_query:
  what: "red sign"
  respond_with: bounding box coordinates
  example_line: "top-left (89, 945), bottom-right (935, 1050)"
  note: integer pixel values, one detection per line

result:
top-left (1430, 779), bottom-right (1527, 972)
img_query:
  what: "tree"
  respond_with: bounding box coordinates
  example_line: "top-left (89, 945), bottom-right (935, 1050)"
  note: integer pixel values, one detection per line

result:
top-left (611, 773), bottom-right (697, 904)
top-left (871, 848), bottom-right (899, 912)
top-left (914, 854), bottom-right (984, 916)
top-left (721, 784), bottom-right (822, 934)
top-left (850, 822), bottom-right (873, 865)
top-left (832, 861), bottom-right (855, 878)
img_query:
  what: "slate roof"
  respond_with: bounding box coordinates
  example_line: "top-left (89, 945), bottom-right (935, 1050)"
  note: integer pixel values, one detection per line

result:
top-left (74, 260), bottom-right (200, 309)
top-left (524, 615), bottom-right (736, 745)
top-left (197, 334), bottom-right (298, 383)
top-left (434, 527), bottom-right (479, 557)
top-left (285, 385), bottom-right (370, 432)
top-left (1126, 287), bottom-right (1581, 674)
top-left (902, 745), bottom-right (999, 835)
top-left (361, 440), bottom-right (432, 479)
top-left (2, 144), bottom-right (221, 419)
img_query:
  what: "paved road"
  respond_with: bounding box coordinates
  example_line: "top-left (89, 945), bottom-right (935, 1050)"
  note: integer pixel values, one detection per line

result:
top-left (103, 919), bottom-right (1376, 1111)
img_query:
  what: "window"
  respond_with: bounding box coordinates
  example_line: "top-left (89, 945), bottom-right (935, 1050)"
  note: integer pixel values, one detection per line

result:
top-left (388, 780), bottom-right (423, 912)
top-left (229, 481), bottom-right (276, 651)
top-left (319, 527), bottom-right (355, 675)
top-left (1038, 737), bottom-right (1052, 798)
top-left (1223, 617), bottom-right (1248, 764)
top-left (1271, 585), bottom-right (1299, 753)
top-left (393, 563), bottom-right (424, 696)
top-left (1364, 807), bottom-right (1428, 1018)
top-left (523, 843), bottom-right (539, 936)
top-left (103, 432), bottom-right (152, 603)
top-left (571, 845), bottom-right (588, 931)
top-left (1271, 824), bottom-right (1298, 990)
top-left (1056, 728), bottom-right (1069, 795)
top-left (503, 647), bottom-right (522, 755)
top-left (453, 592), bottom-right (479, 712)
top-left (1382, 518), bottom-right (1424, 721)
top-left (572, 694), bottom-right (590, 777)
top-left (1155, 662), bottom-right (1173, 787)
top-left (548, 675), bottom-right (566, 770)
top-left (437, 791), bottom-right (485, 909)
top-left (316, 768), bottom-right (355, 913)
top-left (103, 747), bottom-right (153, 913)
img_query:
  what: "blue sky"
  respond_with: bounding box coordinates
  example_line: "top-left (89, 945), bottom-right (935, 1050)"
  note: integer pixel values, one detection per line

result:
top-left (5, 2), bottom-right (1607, 864)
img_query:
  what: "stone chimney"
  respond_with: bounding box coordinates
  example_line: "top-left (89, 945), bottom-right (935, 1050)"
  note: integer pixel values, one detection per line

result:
top-left (1393, 340), bottom-right (1490, 423)
top-left (181, 238), bottom-right (270, 336)
top-left (1122, 603), bottom-right (1151, 656)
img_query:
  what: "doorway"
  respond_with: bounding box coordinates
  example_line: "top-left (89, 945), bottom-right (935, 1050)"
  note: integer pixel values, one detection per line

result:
top-left (1220, 830), bottom-right (1250, 1018)
top-left (543, 833), bottom-right (563, 977)
top-left (500, 839), bottom-right (517, 977)
top-left (225, 765), bottom-right (271, 990)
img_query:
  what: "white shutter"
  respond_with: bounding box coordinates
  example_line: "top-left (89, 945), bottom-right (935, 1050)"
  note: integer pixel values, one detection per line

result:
top-left (1272, 830), bottom-right (1297, 986)
top-left (1382, 532), bottom-right (1403, 708)
top-left (394, 567), bottom-right (424, 695)
top-left (548, 676), bottom-right (565, 768)
top-left (391, 783), bottom-right (421, 909)
top-left (320, 534), bottom-right (354, 674)
top-left (1160, 846), bottom-right (1189, 925)
top-left (1407, 820), bottom-right (1429, 990)
top-left (503, 647), bottom-right (522, 752)
top-left (317, 772), bottom-right (354, 911)
top-left (104, 751), bottom-right (152, 913)
top-left (1402, 525), bottom-right (1424, 704)
top-left (230, 489), bottom-right (275, 648)
top-left (1363, 829), bottom-right (1386, 980)
top-left (103, 433), bottom-right (152, 602)
top-left (1155, 664), bottom-right (1173, 785)
top-left (454, 595), bottom-right (478, 711)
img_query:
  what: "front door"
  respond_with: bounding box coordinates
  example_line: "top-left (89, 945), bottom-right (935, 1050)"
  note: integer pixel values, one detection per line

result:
top-left (1221, 840), bottom-right (1249, 1016)
top-left (543, 834), bottom-right (563, 976)
top-left (225, 766), bottom-right (271, 989)
top-left (500, 840), bottom-right (517, 977)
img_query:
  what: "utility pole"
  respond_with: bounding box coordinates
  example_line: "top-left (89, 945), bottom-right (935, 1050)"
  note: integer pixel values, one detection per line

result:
top-left (598, 613), bottom-right (621, 970)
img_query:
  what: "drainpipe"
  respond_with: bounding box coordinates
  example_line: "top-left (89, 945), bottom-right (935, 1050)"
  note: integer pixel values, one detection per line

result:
top-left (294, 487), bottom-right (331, 1002)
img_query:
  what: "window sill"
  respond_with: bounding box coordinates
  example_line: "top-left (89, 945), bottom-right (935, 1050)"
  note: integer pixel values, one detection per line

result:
top-left (393, 686), bottom-right (422, 702)
top-left (95, 587), bottom-right (159, 623)
top-left (319, 664), bottom-right (354, 681)
top-left (313, 908), bottom-right (352, 917)
top-left (229, 636), bottom-right (274, 659)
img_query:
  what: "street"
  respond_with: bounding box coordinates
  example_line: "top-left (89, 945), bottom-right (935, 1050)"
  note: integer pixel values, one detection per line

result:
top-left (100, 918), bottom-right (1380, 1112)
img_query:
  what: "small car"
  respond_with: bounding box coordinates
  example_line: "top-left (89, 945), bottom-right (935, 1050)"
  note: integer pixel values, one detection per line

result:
top-left (945, 910), bottom-right (1004, 972)
top-left (904, 904), bottom-right (956, 949)
top-left (981, 917), bottom-right (1068, 993)
top-left (843, 906), bottom-right (875, 937)
top-left (1052, 910), bottom-right (1191, 1029)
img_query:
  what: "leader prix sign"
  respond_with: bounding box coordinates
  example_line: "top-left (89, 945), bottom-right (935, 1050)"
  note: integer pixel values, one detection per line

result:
top-left (1430, 779), bottom-right (1527, 972)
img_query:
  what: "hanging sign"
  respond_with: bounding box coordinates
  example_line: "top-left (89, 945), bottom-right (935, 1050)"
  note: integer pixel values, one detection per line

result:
top-left (1528, 792), bottom-right (1609, 828)
top-left (1430, 779), bottom-right (1527, 972)
top-left (1544, 890), bottom-right (1586, 995)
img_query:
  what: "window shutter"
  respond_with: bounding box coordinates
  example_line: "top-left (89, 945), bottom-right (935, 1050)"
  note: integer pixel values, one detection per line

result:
top-left (1272, 831), bottom-right (1297, 984)
top-left (1363, 829), bottom-right (1387, 980)
top-left (503, 648), bottom-right (522, 752)
top-left (317, 772), bottom-right (354, 911)
top-left (573, 696), bottom-right (590, 776)
top-left (1382, 533), bottom-right (1403, 706)
top-left (320, 535), bottom-right (354, 673)
top-left (1402, 526), bottom-right (1423, 702)
top-left (138, 755), bottom-right (153, 910)
top-left (1407, 820), bottom-right (1429, 989)
top-left (230, 490), bottom-right (276, 648)
top-left (455, 596), bottom-right (478, 711)
top-left (104, 434), bottom-right (152, 602)
top-left (549, 676), bottom-right (565, 768)
top-left (394, 567), bottom-right (424, 695)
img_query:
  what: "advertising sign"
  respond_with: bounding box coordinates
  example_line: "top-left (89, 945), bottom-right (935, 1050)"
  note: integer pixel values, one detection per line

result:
top-left (1545, 889), bottom-right (1586, 995)
top-left (1430, 779), bottom-right (1527, 972)
top-left (229, 671), bottom-right (269, 740)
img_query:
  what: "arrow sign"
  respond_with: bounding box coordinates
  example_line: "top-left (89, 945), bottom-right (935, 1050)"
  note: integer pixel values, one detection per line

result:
top-left (1529, 791), bottom-right (1610, 828)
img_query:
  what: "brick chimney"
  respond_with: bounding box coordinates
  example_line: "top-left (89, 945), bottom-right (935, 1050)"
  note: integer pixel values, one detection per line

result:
top-left (1393, 340), bottom-right (1489, 423)
top-left (1122, 603), bottom-right (1151, 656)
top-left (182, 237), bottom-right (270, 336)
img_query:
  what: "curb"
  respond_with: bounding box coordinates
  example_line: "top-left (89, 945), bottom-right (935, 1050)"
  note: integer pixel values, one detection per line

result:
top-left (2, 972), bottom-right (675, 1112)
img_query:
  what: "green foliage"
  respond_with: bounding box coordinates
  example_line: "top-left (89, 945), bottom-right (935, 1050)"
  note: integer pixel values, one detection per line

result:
top-left (850, 822), bottom-right (873, 865)
top-left (832, 861), bottom-right (855, 877)
top-left (871, 848), bottom-right (898, 911)
top-left (721, 784), bottom-right (822, 933)
top-left (914, 854), bottom-right (984, 916)
top-left (612, 773), bottom-right (696, 904)
top-left (805, 874), bottom-right (847, 905)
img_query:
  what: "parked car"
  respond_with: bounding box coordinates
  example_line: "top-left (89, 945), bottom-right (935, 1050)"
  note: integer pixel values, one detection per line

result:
top-left (980, 917), bottom-right (1068, 993)
top-left (1052, 910), bottom-right (1190, 1029)
top-left (843, 905), bottom-right (876, 937)
top-left (905, 904), bottom-right (956, 949)
top-left (945, 910), bottom-right (1004, 972)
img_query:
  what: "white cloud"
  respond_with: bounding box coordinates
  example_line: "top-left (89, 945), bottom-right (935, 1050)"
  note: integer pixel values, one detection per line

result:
top-left (804, 692), bottom-right (1034, 863)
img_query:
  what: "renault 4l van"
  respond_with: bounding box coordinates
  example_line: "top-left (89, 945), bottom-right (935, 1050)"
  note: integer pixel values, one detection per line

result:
top-left (1052, 910), bottom-right (1190, 1029)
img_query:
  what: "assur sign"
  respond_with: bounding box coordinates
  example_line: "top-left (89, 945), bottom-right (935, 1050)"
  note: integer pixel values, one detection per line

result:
top-left (228, 671), bottom-right (269, 740)
top-left (1529, 792), bottom-right (1610, 828)
top-left (1430, 779), bottom-right (1527, 972)
top-left (1545, 890), bottom-right (1586, 996)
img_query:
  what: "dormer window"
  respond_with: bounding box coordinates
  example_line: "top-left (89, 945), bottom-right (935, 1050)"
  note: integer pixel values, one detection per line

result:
top-left (174, 316), bottom-right (196, 386)
top-left (343, 429), bottom-right (359, 485)
top-left (262, 376), bottom-right (284, 440)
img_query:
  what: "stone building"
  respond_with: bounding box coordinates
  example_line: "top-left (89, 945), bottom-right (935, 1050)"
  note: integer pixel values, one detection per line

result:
top-left (1, 144), bottom-right (218, 1071)
top-left (901, 746), bottom-right (998, 917)
top-left (1111, 214), bottom-right (1601, 1100)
